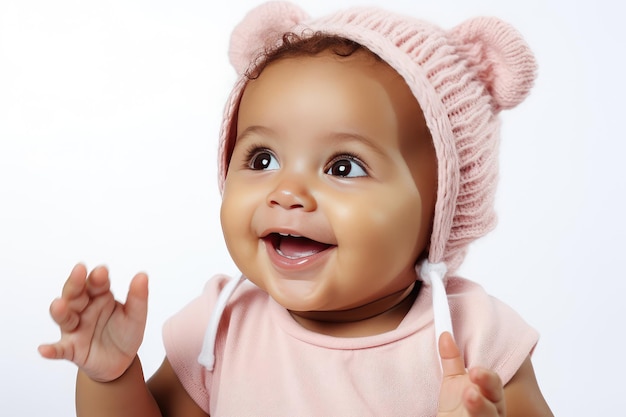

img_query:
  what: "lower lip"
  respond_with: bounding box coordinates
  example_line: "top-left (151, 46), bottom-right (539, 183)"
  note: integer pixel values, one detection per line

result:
top-left (263, 239), bottom-right (335, 274)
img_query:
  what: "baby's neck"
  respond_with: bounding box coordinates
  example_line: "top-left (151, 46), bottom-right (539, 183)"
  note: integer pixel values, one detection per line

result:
top-left (288, 282), bottom-right (420, 337)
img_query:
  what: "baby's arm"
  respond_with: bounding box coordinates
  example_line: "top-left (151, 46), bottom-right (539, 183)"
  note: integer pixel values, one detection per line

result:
top-left (38, 264), bottom-right (161, 416)
top-left (76, 356), bottom-right (161, 416)
top-left (437, 332), bottom-right (553, 417)
top-left (502, 356), bottom-right (553, 417)
top-left (148, 357), bottom-right (210, 417)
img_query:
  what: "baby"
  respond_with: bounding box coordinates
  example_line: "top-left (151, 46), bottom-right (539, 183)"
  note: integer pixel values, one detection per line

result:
top-left (39, 2), bottom-right (553, 416)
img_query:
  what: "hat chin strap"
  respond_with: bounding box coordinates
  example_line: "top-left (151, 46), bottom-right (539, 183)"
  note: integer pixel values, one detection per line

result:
top-left (198, 275), bottom-right (247, 370)
top-left (419, 260), bottom-right (453, 367)
top-left (198, 262), bottom-right (453, 371)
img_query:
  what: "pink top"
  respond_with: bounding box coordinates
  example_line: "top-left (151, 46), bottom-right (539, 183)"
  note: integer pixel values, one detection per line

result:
top-left (163, 275), bottom-right (538, 416)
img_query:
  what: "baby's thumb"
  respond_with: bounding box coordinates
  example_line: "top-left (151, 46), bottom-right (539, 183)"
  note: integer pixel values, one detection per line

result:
top-left (124, 273), bottom-right (149, 322)
top-left (438, 331), bottom-right (466, 378)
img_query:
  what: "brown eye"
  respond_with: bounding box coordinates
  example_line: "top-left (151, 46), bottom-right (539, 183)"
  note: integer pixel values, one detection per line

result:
top-left (326, 157), bottom-right (367, 177)
top-left (249, 150), bottom-right (279, 170)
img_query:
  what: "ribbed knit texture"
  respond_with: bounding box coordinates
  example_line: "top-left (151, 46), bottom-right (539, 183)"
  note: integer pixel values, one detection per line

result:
top-left (218, 1), bottom-right (537, 274)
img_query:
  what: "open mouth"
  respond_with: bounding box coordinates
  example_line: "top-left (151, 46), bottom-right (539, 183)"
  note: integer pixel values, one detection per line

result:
top-left (264, 233), bottom-right (333, 260)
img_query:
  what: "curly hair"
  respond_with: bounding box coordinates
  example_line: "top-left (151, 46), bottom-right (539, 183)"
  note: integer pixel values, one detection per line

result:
top-left (246, 32), bottom-right (381, 79)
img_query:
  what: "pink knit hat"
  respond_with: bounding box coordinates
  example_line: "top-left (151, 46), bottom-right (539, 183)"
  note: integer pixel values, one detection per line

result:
top-left (200, 1), bottom-right (537, 369)
top-left (218, 1), bottom-right (536, 273)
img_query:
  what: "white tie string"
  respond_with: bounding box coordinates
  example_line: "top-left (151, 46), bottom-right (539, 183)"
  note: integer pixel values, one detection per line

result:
top-left (198, 275), bottom-right (247, 370)
top-left (419, 260), bottom-right (454, 367)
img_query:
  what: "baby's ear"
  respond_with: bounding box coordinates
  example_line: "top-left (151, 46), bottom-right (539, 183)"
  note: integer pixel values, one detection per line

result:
top-left (451, 17), bottom-right (537, 112)
top-left (229, 1), bottom-right (309, 75)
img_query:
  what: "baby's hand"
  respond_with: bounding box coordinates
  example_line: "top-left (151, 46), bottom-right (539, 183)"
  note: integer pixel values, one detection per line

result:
top-left (437, 332), bottom-right (505, 417)
top-left (38, 264), bottom-right (148, 382)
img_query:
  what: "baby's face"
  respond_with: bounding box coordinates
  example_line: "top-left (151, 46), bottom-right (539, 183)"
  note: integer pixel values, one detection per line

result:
top-left (221, 50), bottom-right (437, 315)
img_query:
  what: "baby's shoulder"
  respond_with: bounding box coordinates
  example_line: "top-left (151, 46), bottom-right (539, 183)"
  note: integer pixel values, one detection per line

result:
top-left (445, 276), bottom-right (522, 322)
top-left (445, 276), bottom-right (539, 384)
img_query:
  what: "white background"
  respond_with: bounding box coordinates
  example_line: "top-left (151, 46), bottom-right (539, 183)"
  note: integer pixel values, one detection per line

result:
top-left (1, 0), bottom-right (623, 415)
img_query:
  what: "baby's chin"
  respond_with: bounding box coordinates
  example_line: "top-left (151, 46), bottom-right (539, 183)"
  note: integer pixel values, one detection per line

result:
top-left (263, 278), bottom-right (323, 311)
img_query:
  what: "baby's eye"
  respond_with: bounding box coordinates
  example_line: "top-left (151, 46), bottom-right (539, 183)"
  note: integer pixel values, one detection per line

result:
top-left (248, 149), bottom-right (279, 171)
top-left (325, 157), bottom-right (367, 178)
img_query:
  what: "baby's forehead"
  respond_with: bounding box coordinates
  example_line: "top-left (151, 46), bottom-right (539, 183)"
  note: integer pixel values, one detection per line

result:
top-left (237, 52), bottom-right (425, 132)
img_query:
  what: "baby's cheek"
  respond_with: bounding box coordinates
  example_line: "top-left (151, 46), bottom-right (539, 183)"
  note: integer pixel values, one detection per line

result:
top-left (220, 200), bottom-right (253, 261)
top-left (374, 197), bottom-right (424, 261)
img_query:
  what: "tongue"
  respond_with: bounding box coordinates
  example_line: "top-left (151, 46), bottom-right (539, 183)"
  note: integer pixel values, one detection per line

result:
top-left (278, 236), bottom-right (330, 259)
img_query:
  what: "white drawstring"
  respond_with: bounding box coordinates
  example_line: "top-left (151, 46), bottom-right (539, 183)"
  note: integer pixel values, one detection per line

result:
top-left (419, 260), bottom-right (453, 369)
top-left (198, 275), bottom-right (247, 370)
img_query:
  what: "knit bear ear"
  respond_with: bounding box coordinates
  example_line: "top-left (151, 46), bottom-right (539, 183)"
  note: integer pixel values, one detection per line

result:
top-left (229, 1), bottom-right (309, 75)
top-left (452, 17), bottom-right (537, 111)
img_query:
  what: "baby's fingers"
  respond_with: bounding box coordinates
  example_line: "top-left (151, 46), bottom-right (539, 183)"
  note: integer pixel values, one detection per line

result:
top-left (462, 385), bottom-right (500, 416)
top-left (61, 264), bottom-right (88, 298)
top-left (58, 264), bottom-right (90, 312)
top-left (48, 297), bottom-right (81, 332)
top-left (469, 367), bottom-right (505, 412)
top-left (37, 340), bottom-right (75, 361)
top-left (85, 265), bottom-right (112, 297)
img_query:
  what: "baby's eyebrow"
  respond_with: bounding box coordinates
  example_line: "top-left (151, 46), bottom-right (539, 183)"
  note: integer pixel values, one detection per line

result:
top-left (329, 132), bottom-right (387, 157)
top-left (236, 125), bottom-right (276, 143)
top-left (236, 126), bottom-right (387, 158)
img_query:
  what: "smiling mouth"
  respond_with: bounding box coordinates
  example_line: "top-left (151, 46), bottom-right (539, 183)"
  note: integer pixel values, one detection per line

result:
top-left (264, 233), bottom-right (333, 259)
